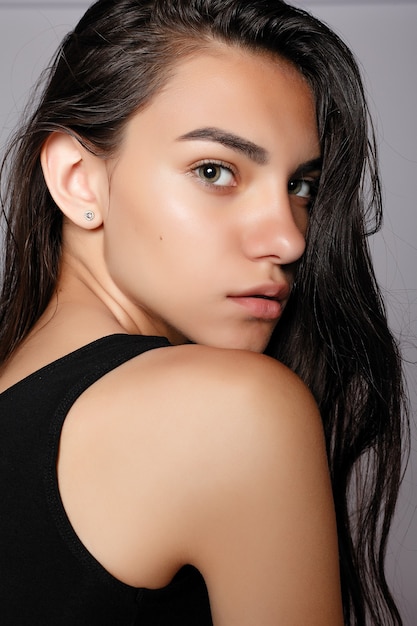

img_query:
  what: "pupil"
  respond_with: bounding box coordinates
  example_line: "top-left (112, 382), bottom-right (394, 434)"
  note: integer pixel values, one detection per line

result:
top-left (204, 165), bottom-right (217, 179)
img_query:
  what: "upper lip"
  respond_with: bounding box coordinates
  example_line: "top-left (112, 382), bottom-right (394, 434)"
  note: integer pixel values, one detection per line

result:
top-left (229, 283), bottom-right (291, 302)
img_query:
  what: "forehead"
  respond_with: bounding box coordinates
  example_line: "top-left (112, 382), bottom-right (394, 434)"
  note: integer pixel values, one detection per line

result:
top-left (162, 44), bottom-right (314, 117)
top-left (122, 45), bottom-right (319, 162)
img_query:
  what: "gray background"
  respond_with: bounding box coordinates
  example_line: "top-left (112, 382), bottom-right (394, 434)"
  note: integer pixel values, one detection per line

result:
top-left (1, 0), bottom-right (416, 622)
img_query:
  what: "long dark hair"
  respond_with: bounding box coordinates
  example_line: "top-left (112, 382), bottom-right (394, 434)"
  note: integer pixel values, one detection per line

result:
top-left (0, 0), bottom-right (408, 623)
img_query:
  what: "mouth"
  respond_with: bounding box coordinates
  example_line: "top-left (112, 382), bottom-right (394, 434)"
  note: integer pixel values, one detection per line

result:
top-left (250, 294), bottom-right (280, 301)
top-left (231, 283), bottom-right (291, 301)
top-left (228, 284), bottom-right (290, 321)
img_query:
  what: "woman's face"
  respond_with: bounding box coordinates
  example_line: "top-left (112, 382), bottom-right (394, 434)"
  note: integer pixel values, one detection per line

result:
top-left (102, 45), bottom-right (320, 352)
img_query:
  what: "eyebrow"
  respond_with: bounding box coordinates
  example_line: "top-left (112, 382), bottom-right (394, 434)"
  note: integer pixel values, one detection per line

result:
top-left (177, 127), bottom-right (269, 165)
top-left (177, 126), bottom-right (322, 175)
top-left (291, 157), bottom-right (322, 178)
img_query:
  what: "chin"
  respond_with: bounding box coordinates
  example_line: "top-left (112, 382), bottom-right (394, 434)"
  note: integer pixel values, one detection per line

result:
top-left (174, 320), bottom-right (276, 353)
top-left (197, 332), bottom-right (272, 354)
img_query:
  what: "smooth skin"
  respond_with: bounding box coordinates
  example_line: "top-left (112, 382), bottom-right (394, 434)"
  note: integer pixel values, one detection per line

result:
top-left (0, 45), bottom-right (343, 624)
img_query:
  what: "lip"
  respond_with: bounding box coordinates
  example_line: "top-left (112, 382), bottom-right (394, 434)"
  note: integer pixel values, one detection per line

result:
top-left (228, 283), bottom-right (291, 321)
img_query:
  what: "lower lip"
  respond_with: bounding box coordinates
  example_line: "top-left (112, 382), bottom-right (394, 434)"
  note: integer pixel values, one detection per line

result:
top-left (228, 296), bottom-right (283, 320)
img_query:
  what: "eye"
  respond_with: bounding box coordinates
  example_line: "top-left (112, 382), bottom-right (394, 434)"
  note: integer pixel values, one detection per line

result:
top-left (288, 179), bottom-right (315, 198)
top-left (192, 161), bottom-right (236, 187)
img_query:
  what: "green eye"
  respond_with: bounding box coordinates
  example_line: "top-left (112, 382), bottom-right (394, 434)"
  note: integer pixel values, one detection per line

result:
top-left (194, 162), bottom-right (235, 187)
top-left (288, 179), bottom-right (313, 198)
top-left (198, 164), bottom-right (221, 182)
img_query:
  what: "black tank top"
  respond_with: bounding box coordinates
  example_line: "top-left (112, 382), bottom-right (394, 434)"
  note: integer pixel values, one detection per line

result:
top-left (0, 334), bottom-right (213, 625)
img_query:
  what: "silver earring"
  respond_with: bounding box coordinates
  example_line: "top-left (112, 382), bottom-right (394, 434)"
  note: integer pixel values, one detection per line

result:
top-left (84, 211), bottom-right (95, 222)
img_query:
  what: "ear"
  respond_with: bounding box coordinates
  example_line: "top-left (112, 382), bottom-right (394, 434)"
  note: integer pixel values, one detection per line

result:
top-left (40, 132), bottom-right (108, 229)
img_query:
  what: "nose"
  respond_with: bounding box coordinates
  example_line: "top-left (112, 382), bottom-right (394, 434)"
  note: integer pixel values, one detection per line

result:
top-left (241, 185), bottom-right (307, 265)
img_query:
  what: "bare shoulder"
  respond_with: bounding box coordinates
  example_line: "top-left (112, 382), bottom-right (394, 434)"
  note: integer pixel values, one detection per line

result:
top-left (75, 341), bottom-right (326, 506)
top-left (91, 342), bottom-right (325, 475)
top-left (117, 341), bottom-right (321, 426)
top-left (121, 344), bottom-right (341, 624)
top-left (79, 340), bottom-right (321, 432)
top-left (60, 343), bottom-right (342, 624)
top-left (137, 341), bottom-right (329, 503)
top-left (150, 343), bottom-right (325, 469)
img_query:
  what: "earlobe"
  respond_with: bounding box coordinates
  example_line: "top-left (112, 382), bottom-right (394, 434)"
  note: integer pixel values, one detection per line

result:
top-left (40, 132), bottom-right (107, 229)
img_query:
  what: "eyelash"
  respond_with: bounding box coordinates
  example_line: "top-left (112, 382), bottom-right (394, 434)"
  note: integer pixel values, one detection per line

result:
top-left (189, 160), bottom-right (320, 207)
top-left (288, 177), bottom-right (320, 204)
top-left (190, 160), bottom-right (237, 189)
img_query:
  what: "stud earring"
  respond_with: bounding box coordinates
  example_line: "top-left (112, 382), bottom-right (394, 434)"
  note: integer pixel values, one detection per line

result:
top-left (84, 211), bottom-right (95, 222)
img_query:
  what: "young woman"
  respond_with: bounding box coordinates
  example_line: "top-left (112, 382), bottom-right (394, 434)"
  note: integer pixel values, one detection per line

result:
top-left (0, 0), bottom-right (407, 624)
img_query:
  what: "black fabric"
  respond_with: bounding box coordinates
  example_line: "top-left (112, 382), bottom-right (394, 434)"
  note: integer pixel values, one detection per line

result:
top-left (0, 334), bottom-right (213, 625)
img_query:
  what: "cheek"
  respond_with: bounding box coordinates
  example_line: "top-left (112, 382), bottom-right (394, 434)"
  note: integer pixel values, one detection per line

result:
top-left (294, 206), bottom-right (310, 240)
top-left (104, 160), bottom-right (235, 289)
top-left (102, 182), bottom-right (192, 289)
top-left (106, 166), bottom-right (165, 243)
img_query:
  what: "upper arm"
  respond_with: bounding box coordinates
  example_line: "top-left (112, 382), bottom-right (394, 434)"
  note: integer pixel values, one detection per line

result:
top-left (60, 345), bottom-right (343, 625)
top-left (168, 350), bottom-right (343, 626)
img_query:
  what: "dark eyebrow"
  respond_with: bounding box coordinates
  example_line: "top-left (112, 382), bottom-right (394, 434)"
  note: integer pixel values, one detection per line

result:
top-left (291, 158), bottom-right (322, 178)
top-left (177, 127), bottom-right (269, 165)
